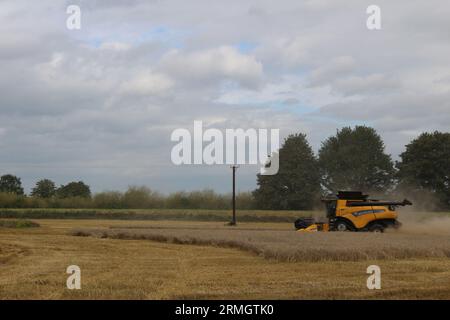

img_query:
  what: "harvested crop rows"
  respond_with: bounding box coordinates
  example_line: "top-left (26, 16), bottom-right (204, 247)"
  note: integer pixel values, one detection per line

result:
top-left (71, 227), bottom-right (450, 262)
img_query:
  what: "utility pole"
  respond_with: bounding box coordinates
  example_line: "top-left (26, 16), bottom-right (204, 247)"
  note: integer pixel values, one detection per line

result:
top-left (230, 165), bottom-right (239, 225)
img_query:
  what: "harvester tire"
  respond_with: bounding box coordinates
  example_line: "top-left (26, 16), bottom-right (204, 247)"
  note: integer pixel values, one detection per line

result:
top-left (369, 224), bottom-right (384, 233)
top-left (335, 220), bottom-right (351, 232)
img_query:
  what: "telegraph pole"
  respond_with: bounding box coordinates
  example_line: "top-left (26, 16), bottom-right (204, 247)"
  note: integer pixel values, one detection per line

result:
top-left (230, 165), bottom-right (239, 225)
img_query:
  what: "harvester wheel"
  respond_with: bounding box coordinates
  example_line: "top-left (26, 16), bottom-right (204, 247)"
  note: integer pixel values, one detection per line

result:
top-left (335, 221), bottom-right (351, 232)
top-left (369, 224), bottom-right (384, 233)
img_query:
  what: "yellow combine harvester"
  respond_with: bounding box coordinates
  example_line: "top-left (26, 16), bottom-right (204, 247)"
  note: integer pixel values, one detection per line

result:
top-left (294, 191), bottom-right (412, 233)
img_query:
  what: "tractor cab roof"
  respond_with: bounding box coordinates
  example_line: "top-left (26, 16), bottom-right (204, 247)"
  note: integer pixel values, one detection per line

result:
top-left (321, 191), bottom-right (369, 203)
top-left (336, 191), bottom-right (368, 200)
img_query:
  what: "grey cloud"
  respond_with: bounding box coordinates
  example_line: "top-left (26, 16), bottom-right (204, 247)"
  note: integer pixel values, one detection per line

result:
top-left (308, 56), bottom-right (356, 87)
top-left (332, 74), bottom-right (401, 96)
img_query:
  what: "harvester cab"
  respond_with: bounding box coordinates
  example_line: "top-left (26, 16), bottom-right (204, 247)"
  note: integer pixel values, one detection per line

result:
top-left (295, 191), bottom-right (412, 233)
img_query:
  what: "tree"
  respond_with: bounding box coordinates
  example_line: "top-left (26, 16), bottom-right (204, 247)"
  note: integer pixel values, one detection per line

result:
top-left (57, 181), bottom-right (91, 198)
top-left (318, 126), bottom-right (395, 192)
top-left (31, 179), bottom-right (56, 198)
top-left (396, 131), bottom-right (450, 209)
top-left (253, 134), bottom-right (321, 210)
top-left (0, 174), bottom-right (24, 195)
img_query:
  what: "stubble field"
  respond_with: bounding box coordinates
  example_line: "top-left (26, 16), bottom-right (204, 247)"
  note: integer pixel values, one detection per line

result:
top-left (0, 215), bottom-right (449, 299)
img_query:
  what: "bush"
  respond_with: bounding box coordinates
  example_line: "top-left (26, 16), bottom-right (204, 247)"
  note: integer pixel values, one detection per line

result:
top-left (0, 187), bottom-right (257, 210)
top-left (123, 186), bottom-right (164, 209)
top-left (0, 193), bottom-right (35, 208)
top-left (47, 197), bottom-right (93, 209)
top-left (235, 192), bottom-right (256, 210)
top-left (93, 191), bottom-right (124, 209)
top-left (164, 189), bottom-right (230, 209)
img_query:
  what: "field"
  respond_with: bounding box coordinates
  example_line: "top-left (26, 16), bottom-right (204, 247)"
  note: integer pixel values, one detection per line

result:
top-left (72, 225), bottom-right (450, 262)
top-left (0, 208), bottom-right (309, 222)
top-left (1, 211), bottom-right (450, 299)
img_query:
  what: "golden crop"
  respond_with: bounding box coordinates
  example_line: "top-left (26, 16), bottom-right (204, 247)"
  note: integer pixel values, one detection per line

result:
top-left (71, 226), bottom-right (450, 262)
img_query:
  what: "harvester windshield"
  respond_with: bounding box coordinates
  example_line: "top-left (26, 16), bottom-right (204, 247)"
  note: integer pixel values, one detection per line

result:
top-left (325, 201), bottom-right (337, 218)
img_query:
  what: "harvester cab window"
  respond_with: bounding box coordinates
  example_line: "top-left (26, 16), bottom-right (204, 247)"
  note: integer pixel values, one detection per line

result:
top-left (326, 201), bottom-right (337, 218)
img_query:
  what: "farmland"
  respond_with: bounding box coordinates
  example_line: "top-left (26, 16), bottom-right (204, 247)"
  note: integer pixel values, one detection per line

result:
top-left (1, 215), bottom-right (450, 299)
top-left (1, 208), bottom-right (448, 222)
top-left (0, 208), bottom-right (310, 222)
top-left (71, 226), bottom-right (450, 262)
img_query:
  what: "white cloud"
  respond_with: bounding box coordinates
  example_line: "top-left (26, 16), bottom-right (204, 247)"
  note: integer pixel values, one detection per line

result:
top-left (160, 46), bottom-right (263, 88)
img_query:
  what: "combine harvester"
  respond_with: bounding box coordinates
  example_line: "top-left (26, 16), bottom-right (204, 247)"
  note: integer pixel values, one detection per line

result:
top-left (295, 191), bottom-right (412, 233)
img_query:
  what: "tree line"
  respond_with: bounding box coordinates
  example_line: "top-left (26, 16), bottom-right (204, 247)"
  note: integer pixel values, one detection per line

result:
top-left (0, 177), bottom-right (91, 199)
top-left (0, 180), bottom-right (255, 210)
top-left (0, 126), bottom-right (449, 210)
top-left (254, 127), bottom-right (450, 210)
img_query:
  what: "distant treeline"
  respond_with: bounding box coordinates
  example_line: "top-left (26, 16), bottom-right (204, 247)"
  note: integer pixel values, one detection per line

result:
top-left (0, 126), bottom-right (449, 210)
top-left (0, 187), bottom-right (255, 210)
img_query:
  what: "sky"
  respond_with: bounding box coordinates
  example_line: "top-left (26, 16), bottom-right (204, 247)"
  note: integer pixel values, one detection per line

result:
top-left (0, 0), bottom-right (449, 194)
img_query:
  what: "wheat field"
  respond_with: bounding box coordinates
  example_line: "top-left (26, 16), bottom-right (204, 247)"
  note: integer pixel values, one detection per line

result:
top-left (1, 219), bottom-right (449, 299)
top-left (71, 226), bottom-right (450, 262)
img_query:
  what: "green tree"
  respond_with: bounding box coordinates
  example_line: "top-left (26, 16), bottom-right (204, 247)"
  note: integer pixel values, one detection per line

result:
top-left (57, 181), bottom-right (91, 198)
top-left (396, 131), bottom-right (450, 209)
top-left (318, 126), bottom-right (395, 192)
top-left (0, 174), bottom-right (24, 195)
top-left (31, 179), bottom-right (56, 198)
top-left (253, 133), bottom-right (321, 210)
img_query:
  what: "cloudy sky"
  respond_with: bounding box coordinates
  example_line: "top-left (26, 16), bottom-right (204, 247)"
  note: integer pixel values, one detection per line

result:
top-left (1, 0), bottom-right (449, 194)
